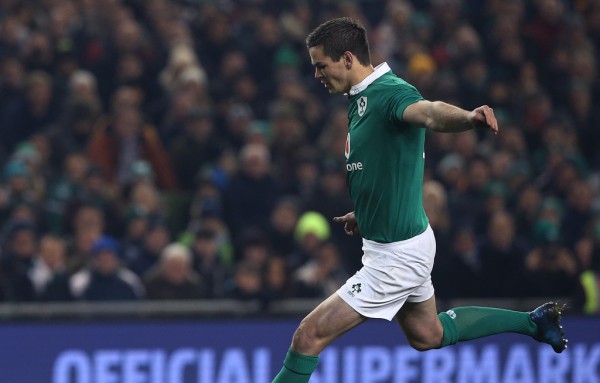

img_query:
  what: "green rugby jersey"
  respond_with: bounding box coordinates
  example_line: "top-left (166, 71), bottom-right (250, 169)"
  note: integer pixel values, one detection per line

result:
top-left (345, 62), bottom-right (429, 243)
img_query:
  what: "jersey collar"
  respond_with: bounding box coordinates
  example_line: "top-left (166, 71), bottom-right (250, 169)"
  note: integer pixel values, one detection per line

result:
top-left (348, 62), bottom-right (391, 96)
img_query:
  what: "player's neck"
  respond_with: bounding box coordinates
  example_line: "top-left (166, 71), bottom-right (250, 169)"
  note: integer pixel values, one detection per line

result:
top-left (350, 65), bottom-right (375, 88)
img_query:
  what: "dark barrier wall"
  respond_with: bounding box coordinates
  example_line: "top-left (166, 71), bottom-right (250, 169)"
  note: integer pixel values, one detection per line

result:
top-left (1, 317), bottom-right (599, 383)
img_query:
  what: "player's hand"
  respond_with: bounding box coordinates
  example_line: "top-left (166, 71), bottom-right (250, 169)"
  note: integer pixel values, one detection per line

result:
top-left (470, 105), bottom-right (498, 135)
top-left (333, 211), bottom-right (360, 236)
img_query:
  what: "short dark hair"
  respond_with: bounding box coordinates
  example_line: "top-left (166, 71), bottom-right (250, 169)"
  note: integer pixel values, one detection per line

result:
top-left (306, 17), bottom-right (371, 65)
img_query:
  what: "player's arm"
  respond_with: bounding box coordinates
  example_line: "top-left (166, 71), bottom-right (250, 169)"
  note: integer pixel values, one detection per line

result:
top-left (402, 100), bottom-right (498, 134)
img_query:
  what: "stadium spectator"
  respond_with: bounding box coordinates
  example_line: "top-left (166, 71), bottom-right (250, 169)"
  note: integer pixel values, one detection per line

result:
top-left (70, 235), bottom-right (144, 301)
top-left (478, 210), bottom-right (529, 297)
top-left (523, 220), bottom-right (579, 297)
top-left (65, 204), bottom-right (104, 273)
top-left (127, 219), bottom-right (171, 277)
top-left (144, 242), bottom-right (204, 300)
top-left (191, 226), bottom-right (229, 299)
top-left (87, 106), bottom-right (179, 190)
top-left (264, 256), bottom-right (293, 302)
top-left (572, 234), bottom-right (600, 314)
top-left (0, 220), bottom-right (38, 301)
top-left (288, 211), bottom-right (330, 271)
top-left (0, 161), bottom-right (37, 224)
top-left (268, 197), bottom-right (301, 259)
top-left (28, 234), bottom-right (71, 301)
top-left (44, 152), bottom-right (90, 234)
top-left (229, 260), bottom-right (264, 301)
top-left (0, 71), bottom-right (59, 153)
top-left (223, 142), bottom-right (278, 241)
top-left (432, 226), bottom-right (484, 299)
top-left (167, 107), bottom-right (225, 191)
top-left (291, 241), bottom-right (348, 298)
top-left (422, 179), bottom-right (451, 253)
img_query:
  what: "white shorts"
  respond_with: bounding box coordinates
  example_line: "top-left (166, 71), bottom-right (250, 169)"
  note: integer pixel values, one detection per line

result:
top-left (337, 225), bottom-right (436, 321)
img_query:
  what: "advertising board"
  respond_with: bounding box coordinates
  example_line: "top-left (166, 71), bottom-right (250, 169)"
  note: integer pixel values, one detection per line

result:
top-left (0, 317), bottom-right (598, 383)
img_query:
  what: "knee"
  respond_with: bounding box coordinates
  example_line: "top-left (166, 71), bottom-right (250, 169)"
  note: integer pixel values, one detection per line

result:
top-left (409, 339), bottom-right (438, 352)
top-left (291, 320), bottom-right (325, 355)
top-left (407, 327), bottom-right (443, 352)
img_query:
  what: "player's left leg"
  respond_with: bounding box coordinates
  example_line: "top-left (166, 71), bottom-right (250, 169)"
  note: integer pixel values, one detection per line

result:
top-left (271, 292), bottom-right (368, 383)
top-left (396, 295), bottom-right (568, 353)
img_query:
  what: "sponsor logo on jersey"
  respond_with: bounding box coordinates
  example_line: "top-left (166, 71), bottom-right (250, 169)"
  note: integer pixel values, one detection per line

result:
top-left (345, 133), bottom-right (363, 171)
top-left (357, 96), bottom-right (367, 116)
top-left (345, 133), bottom-right (350, 159)
top-left (346, 162), bottom-right (363, 171)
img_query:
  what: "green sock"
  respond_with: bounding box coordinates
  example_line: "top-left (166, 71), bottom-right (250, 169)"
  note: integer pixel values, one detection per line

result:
top-left (272, 349), bottom-right (319, 383)
top-left (438, 307), bottom-right (538, 347)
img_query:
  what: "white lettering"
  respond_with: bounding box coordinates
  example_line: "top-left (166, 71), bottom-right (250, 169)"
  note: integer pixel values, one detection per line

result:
top-left (343, 347), bottom-right (358, 383)
top-left (346, 162), bottom-right (363, 171)
top-left (95, 350), bottom-right (120, 383)
top-left (168, 348), bottom-right (195, 383)
top-left (457, 345), bottom-right (499, 383)
top-left (423, 349), bottom-right (454, 383)
top-left (503, 344), bottom-right (535, 383)
top-left (50, 342), bottom-right (600, 383)
top-left (53, 350), bottom-right (91, 383)
top-left (217, 348), bottom-right (249, 383)
top-left (539, 346), bottom-right (569, 383)
top-left (574, 344), bottom-right (600, 383)
top-left (123, 350), bottom-right (149, 383)
top-left (361, 346), bottom-right (391, 383)
top-left (312, 348), bottom-right (338, 383)
top-left (394, 346), bottom-right (420, 383)
top-left (150, 350), bottom-right (165, 383)
top-left (253, 349), bottom-right (271, 383)
top-left (199, 350), bottom-right (215, 383)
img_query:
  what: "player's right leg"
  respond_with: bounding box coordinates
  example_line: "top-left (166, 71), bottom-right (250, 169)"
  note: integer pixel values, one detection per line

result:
top-left (395, 295), bottom-right (443, 351)
top-left (396, 298), bottom-right (568, 353)
top-left (271, 293), bottom-right (367, 383)
top-left (396, 296), bottom-right (568, 353)
top-left (436, 301), bottom-right (568, 352)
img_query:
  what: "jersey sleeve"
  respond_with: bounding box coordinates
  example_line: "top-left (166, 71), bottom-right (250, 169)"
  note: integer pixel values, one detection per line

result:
top-left (388, 82), bottom-right (424, 124)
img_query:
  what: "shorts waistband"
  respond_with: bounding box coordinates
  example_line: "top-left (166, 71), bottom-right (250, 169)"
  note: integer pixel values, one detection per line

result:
top-left (362, 225), bottom-right (432, 250)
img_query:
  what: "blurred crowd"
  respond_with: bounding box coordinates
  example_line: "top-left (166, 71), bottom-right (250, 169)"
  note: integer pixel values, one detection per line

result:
top-left (0, 0), bottom-right (600, 313)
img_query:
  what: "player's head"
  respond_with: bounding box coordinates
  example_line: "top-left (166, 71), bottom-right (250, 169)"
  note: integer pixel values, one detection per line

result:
top-left (306, 17), bottom-right (371, 66)
top-left (306, 17), bottom-right (371, 94)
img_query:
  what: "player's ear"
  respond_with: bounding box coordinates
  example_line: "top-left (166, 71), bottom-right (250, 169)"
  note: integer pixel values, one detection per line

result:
top-left (343, 52), bottom-right (353, 69)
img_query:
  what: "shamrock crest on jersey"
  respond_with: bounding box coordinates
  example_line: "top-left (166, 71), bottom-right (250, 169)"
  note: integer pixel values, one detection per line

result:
top-left (357, 96), bottom-right (367, 116)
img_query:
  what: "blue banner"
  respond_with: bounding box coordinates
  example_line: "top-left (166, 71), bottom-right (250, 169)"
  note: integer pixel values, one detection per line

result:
top-left (0, 317), bottom-right (598, 383)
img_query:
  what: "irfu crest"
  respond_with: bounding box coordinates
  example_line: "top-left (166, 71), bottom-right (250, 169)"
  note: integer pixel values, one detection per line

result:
top-left (357, 96), bottom-right (367, 116)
